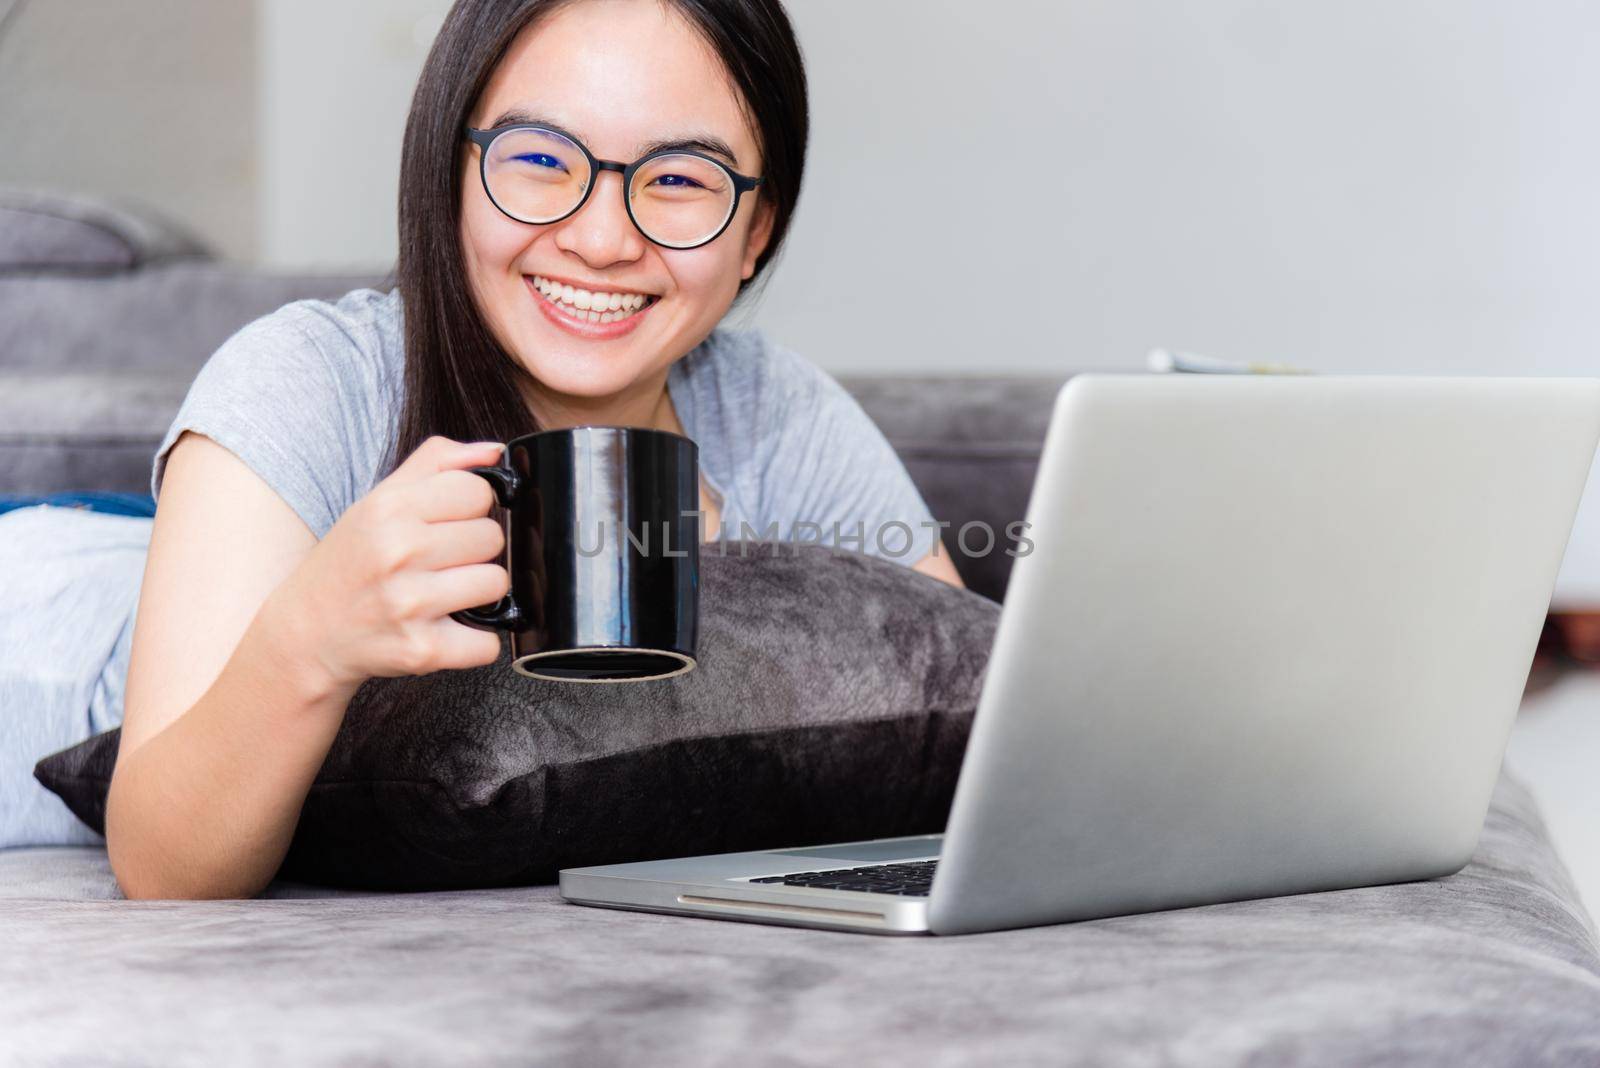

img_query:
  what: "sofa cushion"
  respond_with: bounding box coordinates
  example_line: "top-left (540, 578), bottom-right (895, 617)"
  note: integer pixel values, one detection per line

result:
top-left (847, 374), bottom-right (1067, 600)
top-left (0, 188), bottom-right (209, 274)
top-left (2, 773), bottom-right (1596, 1065)
top-left (0, 372), bottom-right (191, 494)
top-left (35, 543), bottom-right (997, 890)
top-left (0, 263), bottom-right (389, 375)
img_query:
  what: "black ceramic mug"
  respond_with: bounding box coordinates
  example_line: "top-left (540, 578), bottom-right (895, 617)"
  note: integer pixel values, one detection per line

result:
top-left (453, 426), bottom-right (700, 682)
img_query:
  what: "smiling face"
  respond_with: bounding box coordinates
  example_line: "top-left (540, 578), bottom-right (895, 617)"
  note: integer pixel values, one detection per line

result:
top-left (460, 0), bottom-right (775, 424)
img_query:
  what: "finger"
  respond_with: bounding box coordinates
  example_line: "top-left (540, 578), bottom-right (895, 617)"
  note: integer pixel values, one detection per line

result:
top-left (416, 563), bottom-right (512, 618)
top-left (391, 436), bottom-right (505, 485)
top-left (429, 619), bottom-right (505, 671)
top-left (412, 517), bottom-right (505, 571)
top-left (408, 468), bottom-right (499, 523)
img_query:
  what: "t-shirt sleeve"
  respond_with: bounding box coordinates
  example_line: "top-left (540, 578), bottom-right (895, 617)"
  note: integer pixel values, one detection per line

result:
top-left (150, 297), bottom-right (397, 539)
top-left (754, 343), bottom-right (940, 565)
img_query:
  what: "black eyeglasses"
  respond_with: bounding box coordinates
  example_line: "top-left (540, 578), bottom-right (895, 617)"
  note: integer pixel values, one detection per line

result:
top-left (464, 123), bottom-right (764, 250)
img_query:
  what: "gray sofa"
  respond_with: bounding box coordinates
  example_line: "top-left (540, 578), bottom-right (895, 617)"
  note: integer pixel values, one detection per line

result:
top-left (4, 190), bottom-right (1599, 1065)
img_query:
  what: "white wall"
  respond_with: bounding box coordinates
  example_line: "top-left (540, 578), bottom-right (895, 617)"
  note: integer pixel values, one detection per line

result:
top-left (256, 0), bottom-right (451, 269)
top-left (763, 0), bottom-right (1600, 378)
top-left (0, 0), bottom-right (257, 260)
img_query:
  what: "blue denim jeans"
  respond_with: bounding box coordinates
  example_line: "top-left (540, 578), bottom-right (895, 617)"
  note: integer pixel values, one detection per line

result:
top-left (0, 492), bottom-right (157, 518)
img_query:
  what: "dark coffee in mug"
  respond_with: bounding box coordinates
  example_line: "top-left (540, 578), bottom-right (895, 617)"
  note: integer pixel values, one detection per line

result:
top-left (454, 426), bottom-right (699, 682)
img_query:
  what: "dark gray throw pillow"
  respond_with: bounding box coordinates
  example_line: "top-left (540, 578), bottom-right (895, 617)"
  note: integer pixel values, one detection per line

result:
top-left (35, 543), bottom-right (998, 891)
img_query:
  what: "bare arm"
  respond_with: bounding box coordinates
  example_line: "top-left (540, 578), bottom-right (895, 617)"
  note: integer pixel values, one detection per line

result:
top-left (109, 432), bottom-right (331, 899)
top-left (107, 432), bottom-right (509, 899)
top-left (912, 537), bottom-right (965, 588)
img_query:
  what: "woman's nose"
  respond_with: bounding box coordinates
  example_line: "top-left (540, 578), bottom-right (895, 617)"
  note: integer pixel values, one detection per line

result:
top-left (551, 170), bottom-right (647, 268)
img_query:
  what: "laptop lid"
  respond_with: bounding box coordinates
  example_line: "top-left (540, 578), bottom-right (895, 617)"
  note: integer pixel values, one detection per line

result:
top-left (928, 374), bottom-right (1600, 935)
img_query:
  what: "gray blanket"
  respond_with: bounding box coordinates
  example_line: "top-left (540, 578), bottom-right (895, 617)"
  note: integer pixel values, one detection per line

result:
top-left (2, 773), bottom-right (1596, 1067)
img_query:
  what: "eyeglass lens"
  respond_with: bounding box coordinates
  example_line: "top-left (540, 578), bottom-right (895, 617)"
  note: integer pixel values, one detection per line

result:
top-left (483, 127), bottom-right (738, 248)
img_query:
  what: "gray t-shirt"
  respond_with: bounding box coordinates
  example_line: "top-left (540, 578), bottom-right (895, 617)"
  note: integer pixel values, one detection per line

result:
top-left (152, 287), bottom-right (937, 563)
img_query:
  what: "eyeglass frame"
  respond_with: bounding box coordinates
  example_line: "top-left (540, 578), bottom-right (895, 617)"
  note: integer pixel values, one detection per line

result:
top-left (463, 123), bottom-right (765, 250)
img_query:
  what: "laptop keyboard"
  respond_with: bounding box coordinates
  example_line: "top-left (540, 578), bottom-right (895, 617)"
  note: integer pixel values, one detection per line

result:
top-left (748, 859), bottom-right (937, 896)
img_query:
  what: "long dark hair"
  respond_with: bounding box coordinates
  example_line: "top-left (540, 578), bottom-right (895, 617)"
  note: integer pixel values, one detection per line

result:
top-left (388, 0), bottom-right (809, 471)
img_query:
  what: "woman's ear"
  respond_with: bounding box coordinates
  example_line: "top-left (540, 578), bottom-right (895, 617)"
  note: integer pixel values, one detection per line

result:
top-left (740, 197), bottom-right (777, 281)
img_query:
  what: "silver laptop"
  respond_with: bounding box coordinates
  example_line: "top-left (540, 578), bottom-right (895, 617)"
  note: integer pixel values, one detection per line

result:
top-left (560, 374), bottom-right (1600, 936)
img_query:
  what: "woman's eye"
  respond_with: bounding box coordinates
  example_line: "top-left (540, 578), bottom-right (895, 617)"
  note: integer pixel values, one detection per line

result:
top-left (650, 174), bottom-right (706, 190)
top-left (512, 153), bottom-right (566, 172)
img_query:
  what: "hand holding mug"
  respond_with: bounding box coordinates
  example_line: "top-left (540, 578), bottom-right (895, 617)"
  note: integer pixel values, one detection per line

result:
top-left (453, 425), bottom-right (700, 682)
top-left (272, 436), bottom-right (515, 690)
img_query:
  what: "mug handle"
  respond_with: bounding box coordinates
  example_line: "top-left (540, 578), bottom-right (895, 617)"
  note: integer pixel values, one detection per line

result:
top-left (450, 459), bottom-right (524, 631)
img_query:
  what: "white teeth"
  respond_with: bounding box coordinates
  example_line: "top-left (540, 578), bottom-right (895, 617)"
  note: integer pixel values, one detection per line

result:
top-left (530, 275), bottom-right (653, 325)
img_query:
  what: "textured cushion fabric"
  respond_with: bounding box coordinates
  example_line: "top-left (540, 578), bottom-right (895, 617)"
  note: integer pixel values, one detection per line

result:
top-left (0, 256), bottom-right (374, 497)
top-left (0, 187), bottom-right (209, 273)
top-left (0, 371), bottom-right (191, 494)
top-left (0, 845), bottom-right (374, 902)
top-left (0, 260), bottom-right (387, 373)
top-left (2, 774), bottom-right (1596, 1066)
top-left (847, 374), bottom-right (1067, 601)
top-left (35, 544), bottom-right (998, 890)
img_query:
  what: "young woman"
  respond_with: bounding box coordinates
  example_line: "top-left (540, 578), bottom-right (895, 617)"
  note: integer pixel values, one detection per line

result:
top-left (6, 0), bottom-right (962, 898)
